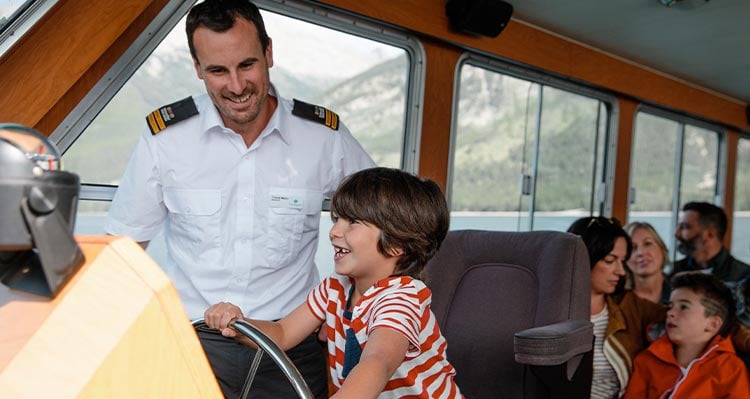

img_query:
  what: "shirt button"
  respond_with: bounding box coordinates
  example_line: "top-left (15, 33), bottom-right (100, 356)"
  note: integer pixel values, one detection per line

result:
top-left (242, 196), bottom-right (249, 202)
top-left (185, 207), bottom-right (191, 214)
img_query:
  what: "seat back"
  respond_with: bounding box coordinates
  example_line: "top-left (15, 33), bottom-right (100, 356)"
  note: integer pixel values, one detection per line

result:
top-left (425, 230), bottom-right (591, 399)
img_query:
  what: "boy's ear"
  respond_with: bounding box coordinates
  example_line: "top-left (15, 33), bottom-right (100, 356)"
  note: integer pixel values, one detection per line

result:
top-left (706, 315), bottom-right (722, 335)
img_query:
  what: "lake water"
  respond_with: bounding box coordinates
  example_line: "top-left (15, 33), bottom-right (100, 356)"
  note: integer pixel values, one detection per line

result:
top-left (75, 212), bottom-right (750, 278)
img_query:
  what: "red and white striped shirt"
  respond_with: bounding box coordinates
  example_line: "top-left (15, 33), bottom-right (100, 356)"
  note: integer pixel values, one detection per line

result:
top-left (307, 275), bottom-right (463, 398)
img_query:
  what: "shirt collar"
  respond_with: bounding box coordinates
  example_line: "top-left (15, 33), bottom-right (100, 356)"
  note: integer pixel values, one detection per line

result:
top-left (198, 83), bottom-right (290, 145)
top-left (199, 94), bottom-right (224, 135)
top-left (260, 84), bottom-right (290, 146)
top-left (373, 275), bottom-right (414, 290)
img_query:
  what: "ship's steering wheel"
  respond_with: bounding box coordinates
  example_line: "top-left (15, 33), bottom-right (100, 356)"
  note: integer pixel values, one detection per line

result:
top-left (192, 318), bottom-right (314, 399)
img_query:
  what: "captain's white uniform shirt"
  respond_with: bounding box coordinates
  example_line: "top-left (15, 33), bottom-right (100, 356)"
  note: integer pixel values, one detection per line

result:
top-left (105, 87), bottom-right (375, 320)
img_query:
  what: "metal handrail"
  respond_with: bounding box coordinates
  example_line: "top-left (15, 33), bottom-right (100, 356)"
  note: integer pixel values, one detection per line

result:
top-left (192, 318), bottom-right (314, 399)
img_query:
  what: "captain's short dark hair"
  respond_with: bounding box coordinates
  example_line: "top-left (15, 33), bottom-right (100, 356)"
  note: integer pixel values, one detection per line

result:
top-left (331, 167), bottom-right (449, 279)
top-left (186, 0), bottom-right (270, 61)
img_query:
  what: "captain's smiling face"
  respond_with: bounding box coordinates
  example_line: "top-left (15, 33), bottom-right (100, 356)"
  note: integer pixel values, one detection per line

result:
top-left (192, 17), bottom-right (274, 134)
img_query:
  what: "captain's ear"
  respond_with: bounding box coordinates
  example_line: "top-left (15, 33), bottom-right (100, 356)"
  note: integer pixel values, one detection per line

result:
top-left (703, 225), bottom-right (719, 242)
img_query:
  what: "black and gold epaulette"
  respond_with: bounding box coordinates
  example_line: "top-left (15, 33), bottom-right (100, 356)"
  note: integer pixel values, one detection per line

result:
top-left (146, 96), bottom-right (199, 135)
top-left (292, 99), bottom-right (339, 131)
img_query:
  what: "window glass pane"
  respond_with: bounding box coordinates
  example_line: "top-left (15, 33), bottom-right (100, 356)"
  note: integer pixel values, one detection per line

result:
top-left (679, 125), bottom-right (718, 205)
top-left (733, 138), bottom-right (750, 263)
top-left (628, 112), bottom-right (679, 252)
top-left (533, 86), bottom-right (604, 230)
top-left (450, 64), bottom-right (538, 231)
top-left (62, 11), bottom-right (409, 184)
top-left (450, 63), bottom-right (608, 232)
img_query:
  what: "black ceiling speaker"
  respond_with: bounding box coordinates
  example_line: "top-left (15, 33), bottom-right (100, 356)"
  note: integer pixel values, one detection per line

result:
top-left (446, 0), bottom-right (514, 38)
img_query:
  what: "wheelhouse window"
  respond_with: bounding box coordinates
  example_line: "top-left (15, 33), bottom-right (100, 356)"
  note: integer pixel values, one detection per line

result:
top-left (54, 0), bottom-right (423, 277)
top-left (627, 109), bottom-right (721, 259)
top-left (449, 58), bottom-right (612, 233)
top-left (733, 137), bottom-right (750, 263)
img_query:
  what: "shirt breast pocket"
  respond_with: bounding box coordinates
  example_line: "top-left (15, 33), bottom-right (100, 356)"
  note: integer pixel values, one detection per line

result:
top-left (264, 188), bottom-right (324, 267)
top-left (163, 188), bottom-right (221, 256)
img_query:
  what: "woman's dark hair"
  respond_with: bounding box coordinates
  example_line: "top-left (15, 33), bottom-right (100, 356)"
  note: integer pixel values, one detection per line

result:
top-left (186, 0), bottom-right (270, 61)
top-left (331, 167), bottom-right (449, 279)
top-left (567, 216), bottom-right (632, 269)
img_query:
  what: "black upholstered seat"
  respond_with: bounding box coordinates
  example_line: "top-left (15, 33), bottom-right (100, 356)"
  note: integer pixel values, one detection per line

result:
top-left (425, 230), bottom-right (593, 399)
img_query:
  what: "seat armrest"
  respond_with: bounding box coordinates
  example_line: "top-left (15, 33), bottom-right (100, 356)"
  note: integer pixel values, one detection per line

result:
top-left (513, 319), bottom-right (593, 366)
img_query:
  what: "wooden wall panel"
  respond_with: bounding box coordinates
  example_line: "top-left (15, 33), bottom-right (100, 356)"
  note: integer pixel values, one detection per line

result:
top-left (34, 0), bottom-right (170, 135)
top-left (0, 0), bottom-right (164, 132)
top-left (612, 98), bottom-right (638, 222)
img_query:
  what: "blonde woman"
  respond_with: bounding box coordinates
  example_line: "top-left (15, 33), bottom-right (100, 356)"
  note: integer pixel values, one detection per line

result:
top-left (624, 222), bottom-right (670, 304)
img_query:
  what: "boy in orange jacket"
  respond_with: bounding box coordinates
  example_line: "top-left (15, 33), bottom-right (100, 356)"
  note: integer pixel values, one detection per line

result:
top-left (624, 271), bottom-right (750, 398)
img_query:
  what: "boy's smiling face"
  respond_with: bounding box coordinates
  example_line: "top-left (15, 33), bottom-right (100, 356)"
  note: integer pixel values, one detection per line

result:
top-left (666, 287), bottom-right (721, 346)
top-left (329, 214), bottom-right (400, 283)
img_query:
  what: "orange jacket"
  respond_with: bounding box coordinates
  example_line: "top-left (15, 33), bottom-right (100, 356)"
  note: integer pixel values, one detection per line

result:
top-left (624, 334), bottom-right (750, 398)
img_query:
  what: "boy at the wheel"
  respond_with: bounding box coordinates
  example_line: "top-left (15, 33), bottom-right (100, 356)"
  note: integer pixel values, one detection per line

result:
top-left (204, 167), bottom-right (463, 398)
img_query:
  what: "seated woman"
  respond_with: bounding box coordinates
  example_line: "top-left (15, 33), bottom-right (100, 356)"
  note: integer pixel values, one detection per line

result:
top-left (624, 222), bottom-right (671, 304)
top-left (568, 217), bottom-right (666, 399)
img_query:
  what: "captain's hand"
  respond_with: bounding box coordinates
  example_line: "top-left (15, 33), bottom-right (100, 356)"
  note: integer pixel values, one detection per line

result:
top-left (204, 302), bottom-right (244, 338)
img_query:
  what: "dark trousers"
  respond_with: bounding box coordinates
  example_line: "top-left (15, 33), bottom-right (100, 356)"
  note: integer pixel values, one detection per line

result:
top-left (198, 329), bottom-right (328, 399)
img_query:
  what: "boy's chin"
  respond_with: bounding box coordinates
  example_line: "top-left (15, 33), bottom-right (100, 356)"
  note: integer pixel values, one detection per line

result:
top-left (665, 330), bottom-right (681, 343)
